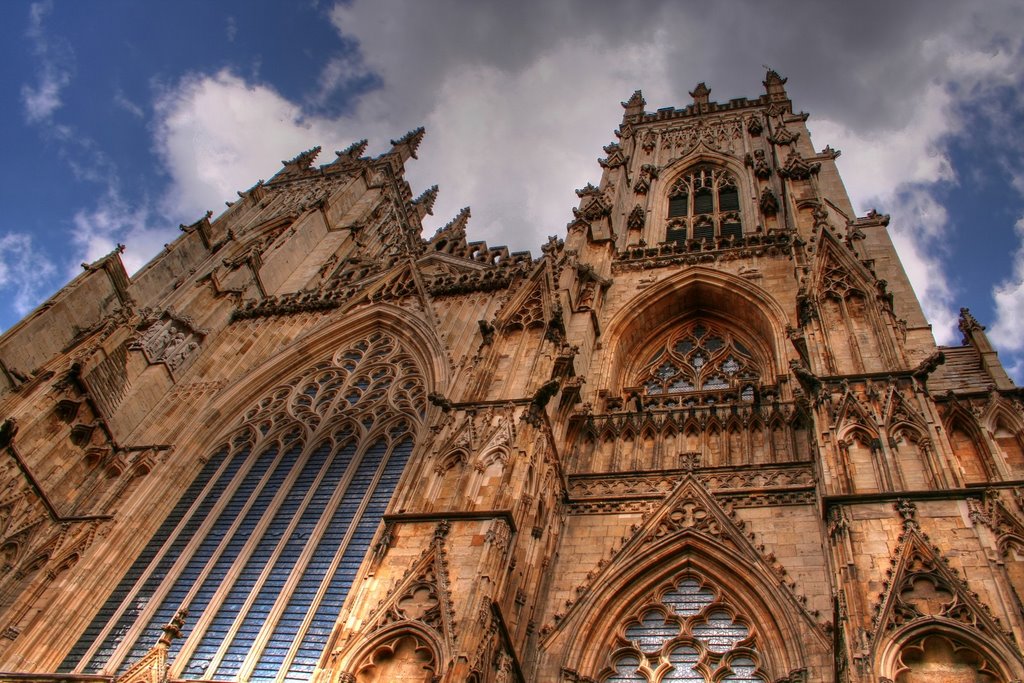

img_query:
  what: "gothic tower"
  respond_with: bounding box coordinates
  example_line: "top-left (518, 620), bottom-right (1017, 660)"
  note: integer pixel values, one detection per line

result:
top-left (0, 72), bottom-right (1021, 683)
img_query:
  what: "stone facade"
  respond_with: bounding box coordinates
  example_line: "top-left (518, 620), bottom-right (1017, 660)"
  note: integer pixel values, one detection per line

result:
top-left (0, 72), bottom-right (1022, 683)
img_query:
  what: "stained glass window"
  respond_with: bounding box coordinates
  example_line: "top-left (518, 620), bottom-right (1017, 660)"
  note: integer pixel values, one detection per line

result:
top-left (601, 575), bottom-right (766, 683)
top-left (60, 332), bottom-right (425, 681)
top-left (634, 321), bottom-right (760, 400)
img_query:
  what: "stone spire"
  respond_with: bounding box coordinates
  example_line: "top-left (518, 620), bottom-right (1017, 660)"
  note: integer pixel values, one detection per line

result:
top-left (412, 185), bottom-right (439, 219)
top-left (436, 206), bottom-right (471, 237)
top-left (331, 139), bottom-right (369, 167)
top-left (389, 127), bottom-right (426, 163)
top-left (621, 90), bottom-right (646, 119)
top-left (763, 69), bottom-right (789, 104)
top-left (690, 82), bottom-right (711, 112)
top-left (282, 146), bottom-right (321, 173)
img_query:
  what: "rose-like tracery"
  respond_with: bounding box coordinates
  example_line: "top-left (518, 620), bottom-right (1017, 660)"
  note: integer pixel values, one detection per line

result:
top-left (634, 321), bottom-right (760, 401)
top-left (602, 574), bottom-right (766, 683)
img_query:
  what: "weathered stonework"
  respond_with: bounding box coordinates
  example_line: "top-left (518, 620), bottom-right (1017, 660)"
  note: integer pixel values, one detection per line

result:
top-left (0, 72), bottom-right (1021, 683)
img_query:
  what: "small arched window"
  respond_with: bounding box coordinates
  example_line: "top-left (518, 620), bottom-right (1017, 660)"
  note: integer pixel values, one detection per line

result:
top-left (666, 167), bottom-right (742, 245)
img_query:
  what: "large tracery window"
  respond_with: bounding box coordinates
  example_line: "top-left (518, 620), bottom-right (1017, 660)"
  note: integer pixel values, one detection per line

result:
top-left (602, 574), bottom-right (767, 683)
top-left (666, 167), bottom-right (742, 245)
top-left (59, 331), bottom-right (425, 682)
top-left (634, 321), bottom-right (761, 402)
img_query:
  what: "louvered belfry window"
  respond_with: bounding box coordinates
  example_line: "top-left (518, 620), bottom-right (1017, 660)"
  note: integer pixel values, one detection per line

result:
top-left (60, 332), bottom-right (425, 681)
top-left (665, 167), bottom-right (742, 243)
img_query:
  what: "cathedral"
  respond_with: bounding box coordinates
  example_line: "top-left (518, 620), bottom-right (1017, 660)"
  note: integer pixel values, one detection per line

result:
top-left (0, 71), bottom-right (1023, 683)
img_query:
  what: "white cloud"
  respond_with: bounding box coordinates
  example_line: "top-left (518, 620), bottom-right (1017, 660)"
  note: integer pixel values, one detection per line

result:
top-left (70, 189), bottom-right (165, 276)
top-left (990, 217), bottom-right (1024, 352)
top-left (84, 0), bottom-right (1024, 359)
top-left (20, 0), bottom-right (73, 124)
top-left (114, 89), bottom-right (145, 119)
top-left (0, 233), bottom-right (57, 317)
top-left (152, 70), bottom-right (364, 223)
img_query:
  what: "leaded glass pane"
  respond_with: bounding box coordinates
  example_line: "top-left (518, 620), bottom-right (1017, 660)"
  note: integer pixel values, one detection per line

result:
top-left (662, 579), bottom-right (714, 617)
top-left (633, 321), bottom-right (761, 399)
top-left (692, 611), bottom-right (748, 653)
top-left (665, 646), bottom-right (703, 682)
top-left (606, 654), bottom-right (646, 682)
top-left (669, 378), bottom-right (695, 393)
top-left (67, 333), bottom-right (424, 681)
top-left (723, 656), bottom-right (764, 682)
top-left (657, 363), bottom-right (679, 380)
top-left (602, 577), bottom-right (764, 683)
top-left (703, 376), bottom-right (728, 390)
top-left (625, 610), bottom-right (679, 654)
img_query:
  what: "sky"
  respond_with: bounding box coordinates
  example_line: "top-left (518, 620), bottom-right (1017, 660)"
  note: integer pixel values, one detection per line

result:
top-left (3, 1), bottom-right (1024, 379)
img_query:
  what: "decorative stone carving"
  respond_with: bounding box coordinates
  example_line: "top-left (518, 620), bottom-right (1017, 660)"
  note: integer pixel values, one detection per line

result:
top-left (778, 148), bottom-right (820, 180)
top-left (759, 187), bottom-right (779, 215)
top-left (633, 164), bottom-right (659, 194)
top-left (130, 312), bottom-right (206, 373)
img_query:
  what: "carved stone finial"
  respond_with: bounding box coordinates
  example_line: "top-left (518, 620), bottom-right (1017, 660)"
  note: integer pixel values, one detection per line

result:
top-left (621, 90), bottom-right (645, 111)
top-left (282, 146), bottom-right (321, 171)
top-left (690, 82), bottom-right (711, 109)
top-left (158, 608), bottom-right (188, 647)
top-left (959, 307), bottom-right (984, 339)
top-left (412, 185), bottom-right (439, 216)
top-left (895, 498), bottom-right (917, 526)
top-left (759, 187), bottom-right (779, 216)
top-left (335, 139), bottom-right (368, 161)
top-left (390, 126), bottom-right (426, 159)
top-left (434, 207), bottom-right (470, 239)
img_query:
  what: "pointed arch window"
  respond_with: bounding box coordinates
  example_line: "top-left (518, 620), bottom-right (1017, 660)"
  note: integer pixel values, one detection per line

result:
top-left (665, 167), bottom-right (743, 245)
top-left (601, 574), bottom-right (767, 682)
top-left (59, 331), bottom-right (425, 681)
top-left (634, 321), bottom-right (761, 401)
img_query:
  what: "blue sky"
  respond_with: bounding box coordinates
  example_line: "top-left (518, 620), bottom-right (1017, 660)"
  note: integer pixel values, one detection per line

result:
top-left (4, 1), bottom-right (1024, 379)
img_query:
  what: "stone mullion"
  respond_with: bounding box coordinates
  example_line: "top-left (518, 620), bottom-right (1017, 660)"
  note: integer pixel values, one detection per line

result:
top-left (169, 439), bottom-right (319, 678)
top-left (246, 436), bottom-right (394, 683)
top-left (69, 446), bottom-right (242, 673)
top-left (114, 438), bottom-right (293, 674)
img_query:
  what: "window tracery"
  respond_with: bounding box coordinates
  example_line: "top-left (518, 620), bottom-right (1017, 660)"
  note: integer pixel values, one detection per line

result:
top-left (601, 574), bottom-right (766, 683)
top-left (665, 167), bottom-right (742, 245)
top-left (634, 321), bottom-right (760, 401)
top-left (61, 331), bottom-right (425, 681)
